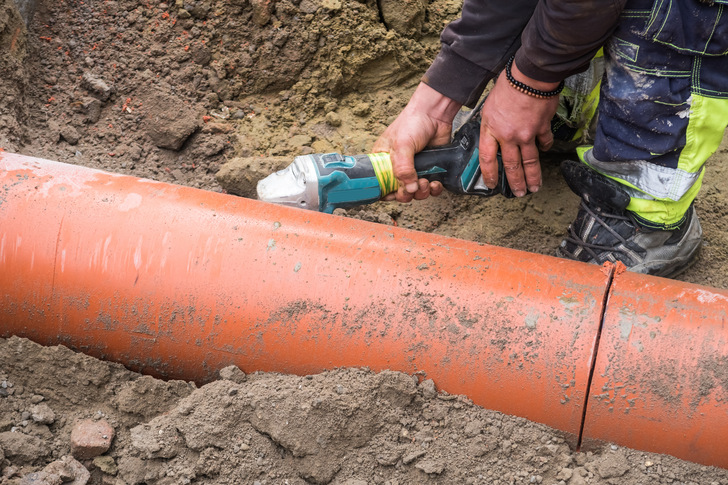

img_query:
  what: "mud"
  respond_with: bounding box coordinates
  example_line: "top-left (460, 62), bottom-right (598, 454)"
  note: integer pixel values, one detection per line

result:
top-left (1, 0), bottom-right (728, 482)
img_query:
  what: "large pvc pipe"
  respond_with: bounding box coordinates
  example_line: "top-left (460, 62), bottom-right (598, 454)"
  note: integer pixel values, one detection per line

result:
top-left (582, 269), bottom-right (728, 467)
top-left (1, 152), bottom-right (727, 468)
top-left (0, 152), bottom-right (609, 441)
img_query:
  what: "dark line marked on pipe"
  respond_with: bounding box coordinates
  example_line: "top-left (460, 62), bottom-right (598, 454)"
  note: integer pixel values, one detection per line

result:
top-left (50, 214), bottom-right (65, 299)
top-left (576, 262), bottom-right (616, 450)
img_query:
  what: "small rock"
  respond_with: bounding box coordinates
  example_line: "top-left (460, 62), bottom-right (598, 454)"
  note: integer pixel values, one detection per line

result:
top-left (82, 97), bottom-right (103, 123)
top-left (190, 44), bottom-right (211, 66)
top-left (71, 419), bottom-right (115, 460)
top-left (170, 169), bottom-right (185, 181)
top-left (415, 459), bottom-right (444, 475)
top-left (250, 0), bottom-right (273, 26)
top-left (43, 455), bottom-right (90, 485)
top-left (419, 379), bottom-right (437, 400)
top-left (60, 124), bottom-right (81, 145)
top-left (219, 365), bottom-right (246, 384)
top-left (127, 143), bottom-right (143, 161)
top-left (596, 450), bottom-right (630, 479)
top-left (537, 444), bottom-right (560, 456)
top-left (556, 468), bottom-right (574, 481)
top-left (30, 394), bottom-right (45, 404)
top-left (568, 474), bottom-right (587, 485)
top-left (81, 73), bottom-right (113, 101)
top-left (0, 431), bottom-right (50, 464)
top-left (0, 418), bottom-right (13, 431)
top-left (377, 371), bottom-right (417, 407)
top-left (351, 102), bottom-right (371, 117)
top-left (375, 448), bottom-right (402, 466)
top-left (93, 455), bottom-right (118, 476)
top-left (463, 420), bottom-right (482, 437)
top-left (299, 0), bottom-right (318, 13)
top-left (321, 0), bottom-right (341, 10)
top-left (140, 87), bottom-right (199, 150)
top-left (325, 111), bottom-right (342, 127)
top-left (402, 449), bottom-right (425, 465)
top-left (30, 403), bottom-right (56, 424)
top-left (378, 0), bottom-right (426, 36)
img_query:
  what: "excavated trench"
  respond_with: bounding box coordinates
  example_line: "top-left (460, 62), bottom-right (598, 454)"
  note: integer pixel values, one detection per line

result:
top-left (2, 0), bottom-right (728, 483)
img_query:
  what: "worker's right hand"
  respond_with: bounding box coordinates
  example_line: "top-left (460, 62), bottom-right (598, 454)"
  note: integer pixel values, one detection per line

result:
top-left (373, 82), bottom-right (462, 203)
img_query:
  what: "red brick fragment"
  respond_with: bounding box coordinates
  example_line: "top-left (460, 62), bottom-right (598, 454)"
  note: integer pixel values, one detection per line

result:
top-left (71, 419), bottom-right (115, 460)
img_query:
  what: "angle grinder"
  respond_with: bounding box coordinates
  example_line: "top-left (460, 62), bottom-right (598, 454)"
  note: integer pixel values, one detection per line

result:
top-left (256, 115), bottom-right (516, 214)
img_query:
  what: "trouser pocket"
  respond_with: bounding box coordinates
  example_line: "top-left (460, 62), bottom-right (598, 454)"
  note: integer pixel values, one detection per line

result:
top-left (643, 0), bottom-right (728, 55)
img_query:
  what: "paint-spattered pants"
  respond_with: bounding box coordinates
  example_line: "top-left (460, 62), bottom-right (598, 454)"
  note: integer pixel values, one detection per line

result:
top-left (581, 0), bottom-right (728, 229)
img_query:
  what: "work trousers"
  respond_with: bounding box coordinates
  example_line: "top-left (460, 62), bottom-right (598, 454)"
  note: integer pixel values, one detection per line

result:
top-left (581, 0), bottom-right (728, 229)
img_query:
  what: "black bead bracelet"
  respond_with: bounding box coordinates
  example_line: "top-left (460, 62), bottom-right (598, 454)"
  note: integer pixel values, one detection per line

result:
top-left (505, 56), bottom-right (564, 99)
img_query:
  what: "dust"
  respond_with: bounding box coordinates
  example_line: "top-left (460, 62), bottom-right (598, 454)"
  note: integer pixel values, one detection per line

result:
top-left (1, 0), bottom-right (728, 482)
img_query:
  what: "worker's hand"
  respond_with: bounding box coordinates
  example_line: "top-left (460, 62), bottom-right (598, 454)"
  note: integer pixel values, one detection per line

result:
top-left (480, 61), bottom-right (560, 197)
top-left (373, 82), bottom-right (462, 203)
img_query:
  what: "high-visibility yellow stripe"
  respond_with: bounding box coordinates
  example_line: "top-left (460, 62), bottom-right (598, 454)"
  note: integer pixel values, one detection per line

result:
top-left (578, 93), bottom-right (728, 228)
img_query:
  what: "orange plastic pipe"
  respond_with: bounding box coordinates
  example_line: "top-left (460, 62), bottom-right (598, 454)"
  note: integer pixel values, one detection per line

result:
top-left (0, 152), bottom-right (607, 441)
top-left (2, 152), bottom-right (728, 468)
top-left (582, 269), bottom-right (728, 468)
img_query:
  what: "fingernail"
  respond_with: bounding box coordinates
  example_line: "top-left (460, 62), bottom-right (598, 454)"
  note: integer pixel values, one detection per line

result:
top-left (405, 183), bottom-right (418, 194)
top-left (514, 190), bottom-right (526, 197)
top-left (528, 185), bottom-right (540, 193)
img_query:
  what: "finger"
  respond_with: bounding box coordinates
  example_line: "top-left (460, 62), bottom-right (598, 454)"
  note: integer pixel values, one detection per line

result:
top-left (500, 143), bottom-right (527, 197)
top-left (413, 178), bottom-right (431, 201)
top-left (519, 143), bottom-right (542, 193)
top-left (395, 185), bottom-right (415, 203)
top-left (429, 181), bottom-right (444, 197)
top-left (390, 146), bottom-right (419, 195)
top-left (479, 130), bottom-right (500, 189)
top-left (537, 129), bottom-right (554, 153)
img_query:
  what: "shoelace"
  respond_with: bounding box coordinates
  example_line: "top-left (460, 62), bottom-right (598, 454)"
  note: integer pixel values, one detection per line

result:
top-left (562, 200), bottom-right (639, 262)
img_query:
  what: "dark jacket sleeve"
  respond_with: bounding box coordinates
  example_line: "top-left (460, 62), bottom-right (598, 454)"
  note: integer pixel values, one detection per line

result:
top-left (423, 0), bottom-right (539, 107)
top-left (424, 0), bottom-right (628, 106)
top-left (515, 0), bottom-right (627, 82)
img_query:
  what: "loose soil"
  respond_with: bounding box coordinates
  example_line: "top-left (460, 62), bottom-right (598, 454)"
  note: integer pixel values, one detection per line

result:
top-left (1, 0), bottom-right (727, 483)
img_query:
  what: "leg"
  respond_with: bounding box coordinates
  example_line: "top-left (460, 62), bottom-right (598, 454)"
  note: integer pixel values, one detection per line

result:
top-left (558, 0), bottom-right (728, 276)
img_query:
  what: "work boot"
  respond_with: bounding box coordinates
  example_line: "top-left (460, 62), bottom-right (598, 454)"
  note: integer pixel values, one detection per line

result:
top-left (557, 160), bottom-right (703, 278)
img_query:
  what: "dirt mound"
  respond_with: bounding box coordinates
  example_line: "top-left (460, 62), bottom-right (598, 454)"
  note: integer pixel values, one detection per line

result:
top-left (3, 336), bottom-right (728, 485)
top-left (1, 0), bottom-right (456, 186)
top-left (0, 0), bottom-right (27, 151)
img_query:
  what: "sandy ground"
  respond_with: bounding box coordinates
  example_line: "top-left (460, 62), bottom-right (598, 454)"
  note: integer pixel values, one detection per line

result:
top-left (1, 0), bottom-right (728, 483)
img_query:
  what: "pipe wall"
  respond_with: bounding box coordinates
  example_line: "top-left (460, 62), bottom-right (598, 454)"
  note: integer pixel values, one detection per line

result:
top-left (583, 270), bottom-right (728, 466)
top-left (1, 152), bottom-right (727, 468)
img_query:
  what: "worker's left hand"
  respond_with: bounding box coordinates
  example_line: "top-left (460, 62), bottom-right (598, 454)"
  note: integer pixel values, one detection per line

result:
top-left (479, 61), bottom-right (560, 197)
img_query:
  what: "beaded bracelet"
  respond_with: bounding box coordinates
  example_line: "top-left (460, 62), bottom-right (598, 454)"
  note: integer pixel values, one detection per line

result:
top-left (505, 56), bottom-right (564, 99)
